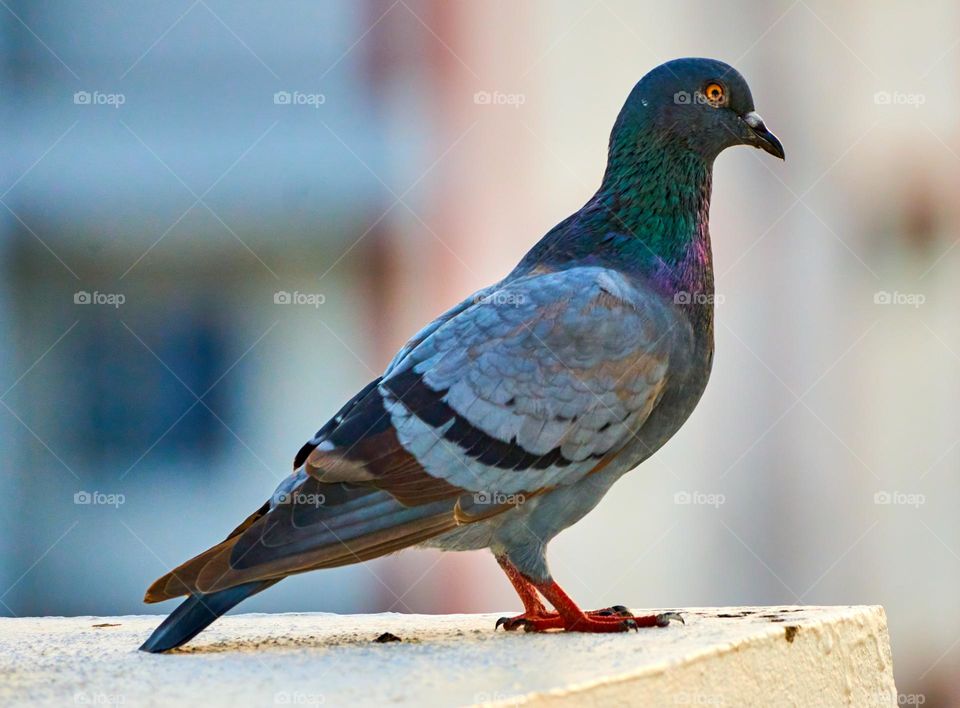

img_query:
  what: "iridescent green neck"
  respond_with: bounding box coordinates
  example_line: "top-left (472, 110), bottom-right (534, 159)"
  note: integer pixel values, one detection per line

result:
top-left (590, 129), bottom-right (713, 273)
top-left (516, 125), bottom-right (716, 301)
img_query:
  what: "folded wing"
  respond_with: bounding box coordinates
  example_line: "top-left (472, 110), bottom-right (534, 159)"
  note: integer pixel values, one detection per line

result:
top-left (146, 266), bottom-right (681, 600)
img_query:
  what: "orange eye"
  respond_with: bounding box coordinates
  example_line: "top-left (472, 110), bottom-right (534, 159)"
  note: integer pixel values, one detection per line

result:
top-left (703, 82), bottom-right (726, 106)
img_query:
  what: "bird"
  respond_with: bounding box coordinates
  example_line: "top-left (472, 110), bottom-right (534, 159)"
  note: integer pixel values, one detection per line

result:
top-left (139, 57), bottom-right (784, 653)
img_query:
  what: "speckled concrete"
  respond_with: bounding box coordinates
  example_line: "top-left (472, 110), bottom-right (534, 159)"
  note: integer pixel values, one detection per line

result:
top-left (0, 606), bottom-right (896, 707)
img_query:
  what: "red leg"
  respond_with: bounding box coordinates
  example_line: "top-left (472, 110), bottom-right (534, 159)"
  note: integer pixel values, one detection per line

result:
top-left (495, 556), bottom-right (563, 630)
top-left (494, 557), bottom-right (683, 633)
top-left (533, 578), bottom-right (659, 632)
top-left (496, 555), bottom-right (547, 615)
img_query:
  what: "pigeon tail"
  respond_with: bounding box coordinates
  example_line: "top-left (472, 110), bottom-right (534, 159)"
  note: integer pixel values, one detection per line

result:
top-left (139, 579), bottom-right (277, 653)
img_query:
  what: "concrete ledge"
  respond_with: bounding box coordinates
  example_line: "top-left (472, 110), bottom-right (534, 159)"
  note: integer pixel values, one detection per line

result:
top-left (0, 606), bottom-right (895, 707)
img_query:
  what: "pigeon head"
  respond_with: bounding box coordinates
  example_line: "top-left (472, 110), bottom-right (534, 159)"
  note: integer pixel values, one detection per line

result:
top-left (614, 57), bottom-right (784, 162)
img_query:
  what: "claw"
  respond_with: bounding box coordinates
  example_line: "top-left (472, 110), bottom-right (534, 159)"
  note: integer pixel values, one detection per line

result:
top-left (496, 616), bottom-right (529, 631)
top-left (655, 612), bottom-right (685, 627)
top-left (622, 618), bottom-right (639, 632)
top-left (595, 604), bottom-right (632, 617)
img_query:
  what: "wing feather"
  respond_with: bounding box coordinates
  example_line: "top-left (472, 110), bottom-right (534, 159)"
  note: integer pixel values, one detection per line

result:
top-left (377, 266), bottom-right (678, 495)
top-left (145, 266), bottom-right (684, 601)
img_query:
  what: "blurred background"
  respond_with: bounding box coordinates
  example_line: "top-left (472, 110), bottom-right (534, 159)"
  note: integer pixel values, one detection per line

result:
top-left (0, 0), bottom-right (957, 702)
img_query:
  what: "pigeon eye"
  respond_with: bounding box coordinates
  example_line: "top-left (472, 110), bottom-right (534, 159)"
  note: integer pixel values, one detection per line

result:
top-left (702, 82), bottom-right (726, 106)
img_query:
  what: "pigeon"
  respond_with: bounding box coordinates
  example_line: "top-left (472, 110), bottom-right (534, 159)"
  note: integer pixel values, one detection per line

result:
top-left (140, 57), bottom-right (784, 652)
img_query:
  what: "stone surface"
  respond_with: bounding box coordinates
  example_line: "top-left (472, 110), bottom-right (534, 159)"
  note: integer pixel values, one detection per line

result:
top-left (0, 606), bottom-right (896, 707)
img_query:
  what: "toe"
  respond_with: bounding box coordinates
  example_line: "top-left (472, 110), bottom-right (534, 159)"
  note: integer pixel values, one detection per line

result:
top-left (590, 605), bottom-right (633, 618)
top-left (655, 611), bottom-right (685, 627)
top-left (495, 616), bottom-right (529, 631)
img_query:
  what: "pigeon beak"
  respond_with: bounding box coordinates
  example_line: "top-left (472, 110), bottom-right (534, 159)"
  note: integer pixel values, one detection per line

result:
top-left (742, 111), bottom-right (785, 160)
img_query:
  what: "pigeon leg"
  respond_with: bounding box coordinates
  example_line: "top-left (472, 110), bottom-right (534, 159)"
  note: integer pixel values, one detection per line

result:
top-left (493, 558), bottom-right (683, 632)
top-left (494, 555), bottom-right (553, 631)
top-left (529, 578), bottom-right (643, 633)
top-left (536, 581), bottom-right (685, 631)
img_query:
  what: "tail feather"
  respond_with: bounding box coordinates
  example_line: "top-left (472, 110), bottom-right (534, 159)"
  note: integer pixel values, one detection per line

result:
top-left (139, 579), bottom-right (277, 653)
top-left (144, 538), bottom-right (237, 603)
top-left (144, 483), bottom-right (458, 603)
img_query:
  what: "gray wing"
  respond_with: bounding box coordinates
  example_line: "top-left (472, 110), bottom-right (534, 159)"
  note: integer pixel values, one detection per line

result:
top-left (384, 282), bottom-right (502, 373)
top-left (310, 265), bottom-right (683, 497)
top-left (146, 266), bottom-right (685, 598)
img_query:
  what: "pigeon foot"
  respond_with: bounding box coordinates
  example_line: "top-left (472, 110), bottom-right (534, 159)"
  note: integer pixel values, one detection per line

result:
top-left (494, 556), bottom-right (684, 633)
top-left (495, 608), bottom-right (683, 632)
